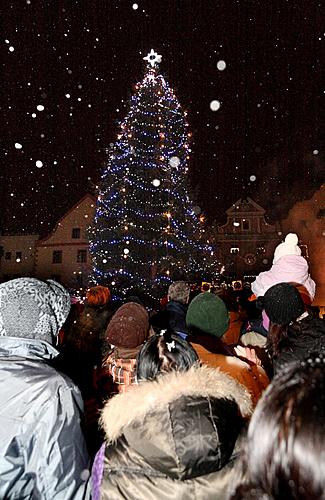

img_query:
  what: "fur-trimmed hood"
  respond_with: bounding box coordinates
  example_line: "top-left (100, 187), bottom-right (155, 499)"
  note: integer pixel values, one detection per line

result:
top-left (100, 365), bottom-right (252, 480)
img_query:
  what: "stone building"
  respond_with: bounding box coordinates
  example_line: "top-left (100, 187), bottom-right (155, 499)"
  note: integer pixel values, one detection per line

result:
top-left (214, 197), bottom-right (281, 280)
top-left (0, 194), bottom-right (96, 289)
top-left (35, 194), bottom-right (96, 289)
top-left (0, 234), bottom-right (39, 281)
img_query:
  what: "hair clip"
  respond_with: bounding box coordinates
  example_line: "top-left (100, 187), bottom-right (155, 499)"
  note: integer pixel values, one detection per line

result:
top-left (166, 340), bottom-right (175, 352)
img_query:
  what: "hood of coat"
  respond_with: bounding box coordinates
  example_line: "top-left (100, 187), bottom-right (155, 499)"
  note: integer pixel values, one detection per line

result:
top-left (0, 336), bottom-right (59, 361)
top-left (101, 365), bottom-right (252, 480)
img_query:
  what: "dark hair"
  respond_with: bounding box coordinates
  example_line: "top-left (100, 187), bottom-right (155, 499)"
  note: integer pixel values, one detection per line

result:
top-left (230, 353), bottom-right (325, 499)
top-left (136, 330), bottom-right (199, 381)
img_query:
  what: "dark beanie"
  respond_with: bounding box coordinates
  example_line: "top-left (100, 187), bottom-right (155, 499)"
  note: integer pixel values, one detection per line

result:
top-left (105, 302), bottom-right (149, 348)
top-left (186, 292), bottom-right (229, 338)
top-left (264, 282), bottom-right (305, 325)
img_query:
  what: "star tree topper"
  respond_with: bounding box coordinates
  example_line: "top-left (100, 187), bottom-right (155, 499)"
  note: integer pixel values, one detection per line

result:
top-left (143, 49), bottom-right (162, 68)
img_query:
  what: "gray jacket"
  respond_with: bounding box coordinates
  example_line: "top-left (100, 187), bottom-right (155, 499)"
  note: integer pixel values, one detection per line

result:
top-left (0, 336), bottom-right (90, 499)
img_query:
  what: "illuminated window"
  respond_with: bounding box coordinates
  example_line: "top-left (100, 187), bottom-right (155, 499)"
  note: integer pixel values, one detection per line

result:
top-left (230, 247), bottom-right (240, 254)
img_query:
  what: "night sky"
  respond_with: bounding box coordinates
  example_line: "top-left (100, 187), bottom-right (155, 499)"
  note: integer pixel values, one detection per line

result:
top-left (2, 0), bottom-right (324, 236)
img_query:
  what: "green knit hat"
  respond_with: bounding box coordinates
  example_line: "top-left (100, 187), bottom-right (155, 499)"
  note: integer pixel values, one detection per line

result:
top-left (186, 292), bottom-right (229, 338)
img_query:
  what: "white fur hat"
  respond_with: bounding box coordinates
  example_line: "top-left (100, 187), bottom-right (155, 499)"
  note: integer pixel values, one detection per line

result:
top-left (273, 233), bottom-right (301, 264)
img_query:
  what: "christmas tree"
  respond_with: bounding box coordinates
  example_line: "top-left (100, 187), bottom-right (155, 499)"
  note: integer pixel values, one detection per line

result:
top-left (89, 50), bottom-right (214, 301)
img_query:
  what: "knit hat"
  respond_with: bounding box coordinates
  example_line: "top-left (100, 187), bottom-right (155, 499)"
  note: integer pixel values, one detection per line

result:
top-left (273, 233), bottom-right (301, 264)
top-left (105, 302), bottom-right (149, 348)
top-left (86, 285), bottom-right (111, 306)
top-left (0, 278), bottom-right (71, 344)
top-left (186, 292), bottom-right (229, 338)
top-left (168, 281), bottom-right (190, 304)
top-left (263, 282), bottom-right (305, 325)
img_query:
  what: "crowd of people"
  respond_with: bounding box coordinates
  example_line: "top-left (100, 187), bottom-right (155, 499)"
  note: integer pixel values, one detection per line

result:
top-left (0, 233), bottom-right (324, 499)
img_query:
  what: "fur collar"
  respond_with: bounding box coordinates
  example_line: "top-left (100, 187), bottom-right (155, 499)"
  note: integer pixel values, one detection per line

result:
top-left (100, 365), bottom-right (252, 442)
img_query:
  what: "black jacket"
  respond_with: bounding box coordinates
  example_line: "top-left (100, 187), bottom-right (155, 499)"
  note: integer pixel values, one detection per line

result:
top-left (274, 314), bottom-right (325, 374)
top-left (97, 365), bottom-right (252, 499)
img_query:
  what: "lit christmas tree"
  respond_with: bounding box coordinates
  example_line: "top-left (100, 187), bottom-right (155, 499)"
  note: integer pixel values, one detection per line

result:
top-left (89, 50), bottom-right (215, 301)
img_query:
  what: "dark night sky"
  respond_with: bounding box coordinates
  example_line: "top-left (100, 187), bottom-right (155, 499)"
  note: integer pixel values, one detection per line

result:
top-left (2, 0), bottom-right (324, 235)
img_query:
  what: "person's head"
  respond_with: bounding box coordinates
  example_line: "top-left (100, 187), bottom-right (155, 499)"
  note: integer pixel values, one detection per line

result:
top-left (85, 285), bottom-right (111, 307)
top-left (231, 353), bottom-right (325, 499)
top-left (136, 330), bottom-right (199, 381)
top-left (263, 282), bottom-right (305, 357)
top-left (273, 232), bottom-right (302, 264)
top-left (105, 302), bottom-right (149, 349)
top-left (167, 281), bottom-right (190, 305)
top-left (0, 278), bottom-right (70, 345)
top-left (186, 292), bottom-right (229, 338)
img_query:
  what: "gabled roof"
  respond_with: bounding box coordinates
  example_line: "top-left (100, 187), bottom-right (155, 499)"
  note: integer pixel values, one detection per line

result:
top-left (226, 197), bottom-right (266, 217)
top-left (37, 193), bottom-right (96, 244)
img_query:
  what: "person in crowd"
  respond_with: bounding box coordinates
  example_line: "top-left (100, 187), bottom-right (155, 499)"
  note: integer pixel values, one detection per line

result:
top-left (92, 331), bottom-right (252, 500)
top-left (262, 282), bottom-right (325, 374)
top-left (151, 281), bottom-right (190, 337)
top-left (101, 301), bottom-right (151, 394)
top-left (251, 232), bottom-right (316, 299)
top-left (0, 278), bottom-right (90, 499)
top-left (58, 285), bottom-right (112, 397)
top-left (186, 292), bottom-right (269, 407)
top-left (229, 353), bottom-right (325, 500)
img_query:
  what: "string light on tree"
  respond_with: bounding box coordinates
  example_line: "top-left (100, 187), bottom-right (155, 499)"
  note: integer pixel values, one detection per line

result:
top-left (89, 50), bottom-right (216, 302)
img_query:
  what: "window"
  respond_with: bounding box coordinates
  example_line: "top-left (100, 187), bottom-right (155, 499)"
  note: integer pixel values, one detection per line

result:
top-left (52, 250), bottom-right (62, 264)
top-left (15, 252), bottom-right (22, 262)
top-left (242, 219), bottom-right (250, 231)
top-left (5, 252), bottom-right (11, 260)
top-left (77, 249), bottom-right (87, 263)
top-left (230, 247), bottom-right (240, 254)
top-left (72, 227), bottom-right (81, 239)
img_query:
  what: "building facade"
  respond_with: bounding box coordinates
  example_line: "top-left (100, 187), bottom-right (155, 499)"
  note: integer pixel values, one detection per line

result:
top-left (0, 234), bottom-right (39, 281)
top-left (0, 194), bottom-right (96, 290)
top-left (36, 195), bottom-right (96, 289)
top-left (214, 197), bottom-right (281, 280)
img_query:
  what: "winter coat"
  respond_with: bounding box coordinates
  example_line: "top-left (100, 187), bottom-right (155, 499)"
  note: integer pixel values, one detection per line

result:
top-left (93, 365), bottom-right (252, 500)
top-left (189, 333), bottom-right (269, 408)
top-left (251, 255), bottom-right (316, 299)
top-left (273, 314), bottom-right (325, 374)
top-left (0, 336), bottom-right (90, 500)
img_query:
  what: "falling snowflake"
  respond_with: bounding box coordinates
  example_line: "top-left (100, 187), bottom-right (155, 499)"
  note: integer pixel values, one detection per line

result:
top-left (313, 149), bottom-right (319, 155)
top-left (35, 160), bottom-right (43, 168)
top-left (65, 93), bottom-right (71, 98)
top-left (250, 175), bottom-right (256, 182)
top-left (15, 142), bottom-right (22, 149)
top-left (132, 3), bottom-right (139, 9)
top-left (217, 60), bottom-right (226, 71)
top-left (152, 178), bottom-right (161, 187)
top-left (210, 100), bottom-right (221, 111)
top-left (37, 104), bottom-right (44, 111)
top-left (169, 156), bottom-right (180, 168)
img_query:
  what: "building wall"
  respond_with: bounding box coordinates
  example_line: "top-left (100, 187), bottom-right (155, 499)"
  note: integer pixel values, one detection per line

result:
top-left (281, 184), bottom-right (325, 309)
top-left (35, 195), bottom-right (96, 289)
top-left (0, 234), bottom-right (39, 281)
top-left (214, 197), bottom-right (280, 278)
